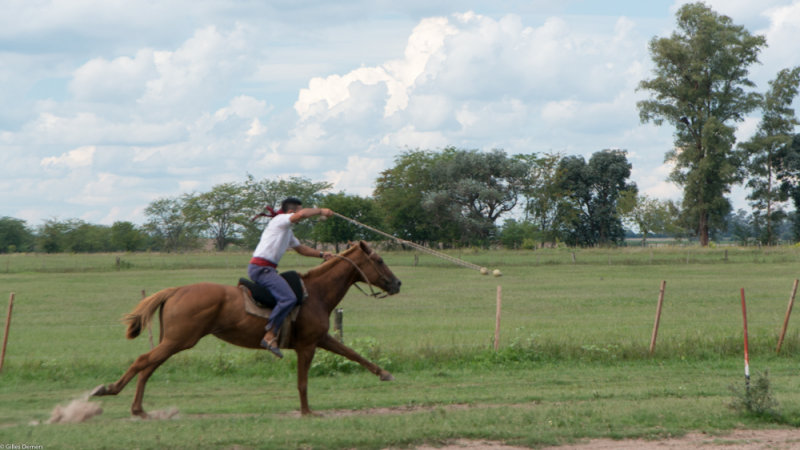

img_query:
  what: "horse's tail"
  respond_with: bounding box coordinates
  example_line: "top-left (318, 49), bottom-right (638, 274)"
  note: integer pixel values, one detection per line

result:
top-left (123, 287), bottom-right (180, 340)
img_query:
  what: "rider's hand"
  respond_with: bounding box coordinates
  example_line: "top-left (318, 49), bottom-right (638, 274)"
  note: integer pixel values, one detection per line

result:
top-left (320, 208), bottom-right (333, 218)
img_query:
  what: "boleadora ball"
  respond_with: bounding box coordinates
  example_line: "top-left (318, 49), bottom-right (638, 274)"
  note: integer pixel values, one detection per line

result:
top-left (492, 269), bottom-right (502, 277)
top-left (480, 267), bottom-right (489, 275)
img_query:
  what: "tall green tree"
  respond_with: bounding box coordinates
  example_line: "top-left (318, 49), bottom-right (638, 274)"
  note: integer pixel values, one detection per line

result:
top-left (0, 217), bottom-right (34, 252)
top-left (778, 134), bottom-right (800, 240)
top-left (555, 150), bottom-right (637, 246)
top-left (637, 2), bottom-right (766, 246)
top-left (516, 152), bottom-right (563, 245)
top-left (184, 182), bottom-right (250, 251)
top-left (740, 67), bottom-right (800, 245)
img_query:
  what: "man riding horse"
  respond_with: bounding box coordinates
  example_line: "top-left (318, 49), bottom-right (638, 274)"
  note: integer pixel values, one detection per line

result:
top-left (249, 197), bottom-right (333, 357)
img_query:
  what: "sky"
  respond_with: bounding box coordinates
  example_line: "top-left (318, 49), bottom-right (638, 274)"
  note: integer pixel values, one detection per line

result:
top-left (2, 0), bottom-right (800, 226)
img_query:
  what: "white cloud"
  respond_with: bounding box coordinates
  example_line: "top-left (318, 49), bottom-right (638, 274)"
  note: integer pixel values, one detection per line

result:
top-left (138, 25), bottom-right (253, 115)
top-left (295, 16), bottom-right (457, 118)
top-left (634, 162), bottom-right (682, 201)
top-left (324, 156), bottom-right (387, 196)
top-left (380, 125), bottom-right (449, 150)
top-left (40, 145), bottom-right (95, 169)
top-left (23, 112), bottom-right (186, 146)
top-left (70, 49), bottom-right (157, 102)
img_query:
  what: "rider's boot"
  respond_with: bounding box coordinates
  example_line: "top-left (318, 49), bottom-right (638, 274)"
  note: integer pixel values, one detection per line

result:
top-left (260, 324), bottom-right (283, 358)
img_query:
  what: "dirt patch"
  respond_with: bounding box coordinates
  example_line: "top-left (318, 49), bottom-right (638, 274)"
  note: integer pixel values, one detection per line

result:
top-left (287, 403), bottom-right (476, 418)
top-left (543, 429), bottom-right (800, 449)
top-left (409, 439), bottom-right (530, 450)
top-left (400, 431), bottom-right (800, 449)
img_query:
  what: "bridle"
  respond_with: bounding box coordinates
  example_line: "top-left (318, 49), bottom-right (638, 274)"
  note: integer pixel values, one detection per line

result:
top-left (331, 252), bottom-right (393, 299)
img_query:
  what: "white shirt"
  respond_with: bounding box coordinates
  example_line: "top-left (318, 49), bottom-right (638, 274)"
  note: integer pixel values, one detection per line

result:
top-left (252, 214), bottom-right (300, 265)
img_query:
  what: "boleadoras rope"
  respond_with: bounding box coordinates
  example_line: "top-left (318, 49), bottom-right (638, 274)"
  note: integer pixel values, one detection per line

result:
top-left (332, 212), bottom-right (502, 277)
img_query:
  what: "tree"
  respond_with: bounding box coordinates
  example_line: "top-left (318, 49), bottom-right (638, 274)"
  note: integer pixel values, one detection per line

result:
top-left (36, 219), bottom-right (112, 253)
top-left (374, 150), bottom-right (446, 243)
top-left (517, 152), bottom-right (563, 245)
top-left (740, 67), bottom-right (800, 245)
top-left (778, 134), bottom-right (800, 240)
top-left (66, 221), bottom-right (111, 252)
top-left (425, 148), bottom-right (528, 244)
top-left (620, 193), bottom-right (681, 246)
top-left (143, 197), bottom-right (199, 252)
top-left (637, 2), bottom-right (766, 246)
top-left (499, 219), bottom-right (540, 249)
top-left (184, 182), bottom-right (250, 251)
top-left (0, 217), bottom-right (34, 252)
top-left (313, 193), bottom-right (384, 251)
top-left (111, 221), bottom-right (148, 251)
top-left (727, 209), bottom-right (756, 245)
top-left (37, 219), bottom-right (71, 253)
top-left (555, 150), bottom-right (637, 246)
top-left (375, 148), bottom-right (529, 246)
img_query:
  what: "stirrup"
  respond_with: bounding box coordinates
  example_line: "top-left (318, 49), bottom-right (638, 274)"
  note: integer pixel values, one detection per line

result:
top-left (260, 336), bottom-right (283, 358)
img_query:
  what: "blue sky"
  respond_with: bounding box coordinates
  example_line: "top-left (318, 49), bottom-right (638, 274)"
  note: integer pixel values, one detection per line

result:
top-left (2, 0), bottom-right (800, 226)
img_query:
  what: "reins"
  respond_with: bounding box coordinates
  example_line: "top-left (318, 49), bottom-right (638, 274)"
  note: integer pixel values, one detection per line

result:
top-left (331, 253), bottom-right (390, 299)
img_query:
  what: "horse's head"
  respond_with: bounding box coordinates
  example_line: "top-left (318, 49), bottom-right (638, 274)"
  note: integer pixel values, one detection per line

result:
top-left (342, 241), bottom-right (401, 296)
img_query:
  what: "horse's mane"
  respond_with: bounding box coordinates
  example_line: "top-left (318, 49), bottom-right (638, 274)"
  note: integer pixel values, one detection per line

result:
top-left (303, 243), bottom-right (362, 279)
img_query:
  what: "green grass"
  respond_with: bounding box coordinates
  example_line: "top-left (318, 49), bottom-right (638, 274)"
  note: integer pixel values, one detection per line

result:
top-left (2, 247), bottom-right (800, 448)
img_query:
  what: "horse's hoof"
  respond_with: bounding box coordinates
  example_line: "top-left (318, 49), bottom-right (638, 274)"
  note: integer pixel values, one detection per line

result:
top-left (379, 372), bottom-right (395, 381)
top-left (301, 410), bottom-right (322, 418)
top-left (90, 384), bottom-right (107, 397)
top-left (132, 410), bottom-right (148, 419)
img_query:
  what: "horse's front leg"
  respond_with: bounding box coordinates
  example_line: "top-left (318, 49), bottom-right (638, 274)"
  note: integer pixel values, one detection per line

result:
top-left (318, 334), bottom-right (394, 381)
top-left (295, 344), bottom-right (318, 416)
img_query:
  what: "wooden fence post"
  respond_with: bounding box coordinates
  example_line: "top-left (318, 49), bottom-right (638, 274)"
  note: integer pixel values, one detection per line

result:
top-left (649, 281), bottom-right (667, 355)
top-left (1, 293), bottom-right (15, 372)
top-left (776, 279), bottom-right (799, 354)
top-left (334, 308), bottom-right (344, 342)
top-left (494, 286), bottom-right (502, 351)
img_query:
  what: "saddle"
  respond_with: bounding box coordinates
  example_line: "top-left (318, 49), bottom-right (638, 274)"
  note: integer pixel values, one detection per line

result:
top-left (237, 271), bottom-right (307, 349)
top-left (237, 271), bottom-right (306, 309)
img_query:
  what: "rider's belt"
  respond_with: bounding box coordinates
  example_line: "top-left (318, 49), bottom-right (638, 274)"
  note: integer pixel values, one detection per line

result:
top-left (250, 257), bottom-right (277, 268)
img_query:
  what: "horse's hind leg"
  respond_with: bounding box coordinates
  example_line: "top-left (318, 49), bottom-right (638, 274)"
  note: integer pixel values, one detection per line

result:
top-left (91, 348), bottom-right (162, 398)
top-left (318, 334), bottom-right (394, 381)
top-left (129, 342), bottom-right (181, 417)
top-left (91, 340), bottom-right (185, 416)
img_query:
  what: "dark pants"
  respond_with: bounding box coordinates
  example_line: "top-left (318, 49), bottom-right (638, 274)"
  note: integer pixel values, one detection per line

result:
top-left (247, 264), bottom-right (297, 331)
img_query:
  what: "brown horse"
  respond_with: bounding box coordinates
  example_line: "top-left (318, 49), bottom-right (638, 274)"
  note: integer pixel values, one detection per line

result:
top-left (90, 241), bottom-right (401, 417)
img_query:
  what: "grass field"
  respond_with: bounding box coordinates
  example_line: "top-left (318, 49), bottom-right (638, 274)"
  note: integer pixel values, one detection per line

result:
top-left (2, 247), bottom-right (800, 448)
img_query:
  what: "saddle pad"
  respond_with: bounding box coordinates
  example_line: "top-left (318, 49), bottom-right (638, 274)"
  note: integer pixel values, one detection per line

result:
top-left (238, 285), bottom-right (301, 349)
top-left (237, 270), bottom-right (306, 309)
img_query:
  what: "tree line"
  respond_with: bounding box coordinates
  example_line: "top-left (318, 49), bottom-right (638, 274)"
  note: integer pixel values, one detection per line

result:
top-left (2, 143), bottom-right (797, 254)
top-left (2, 3), bottom-right (800, 253)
